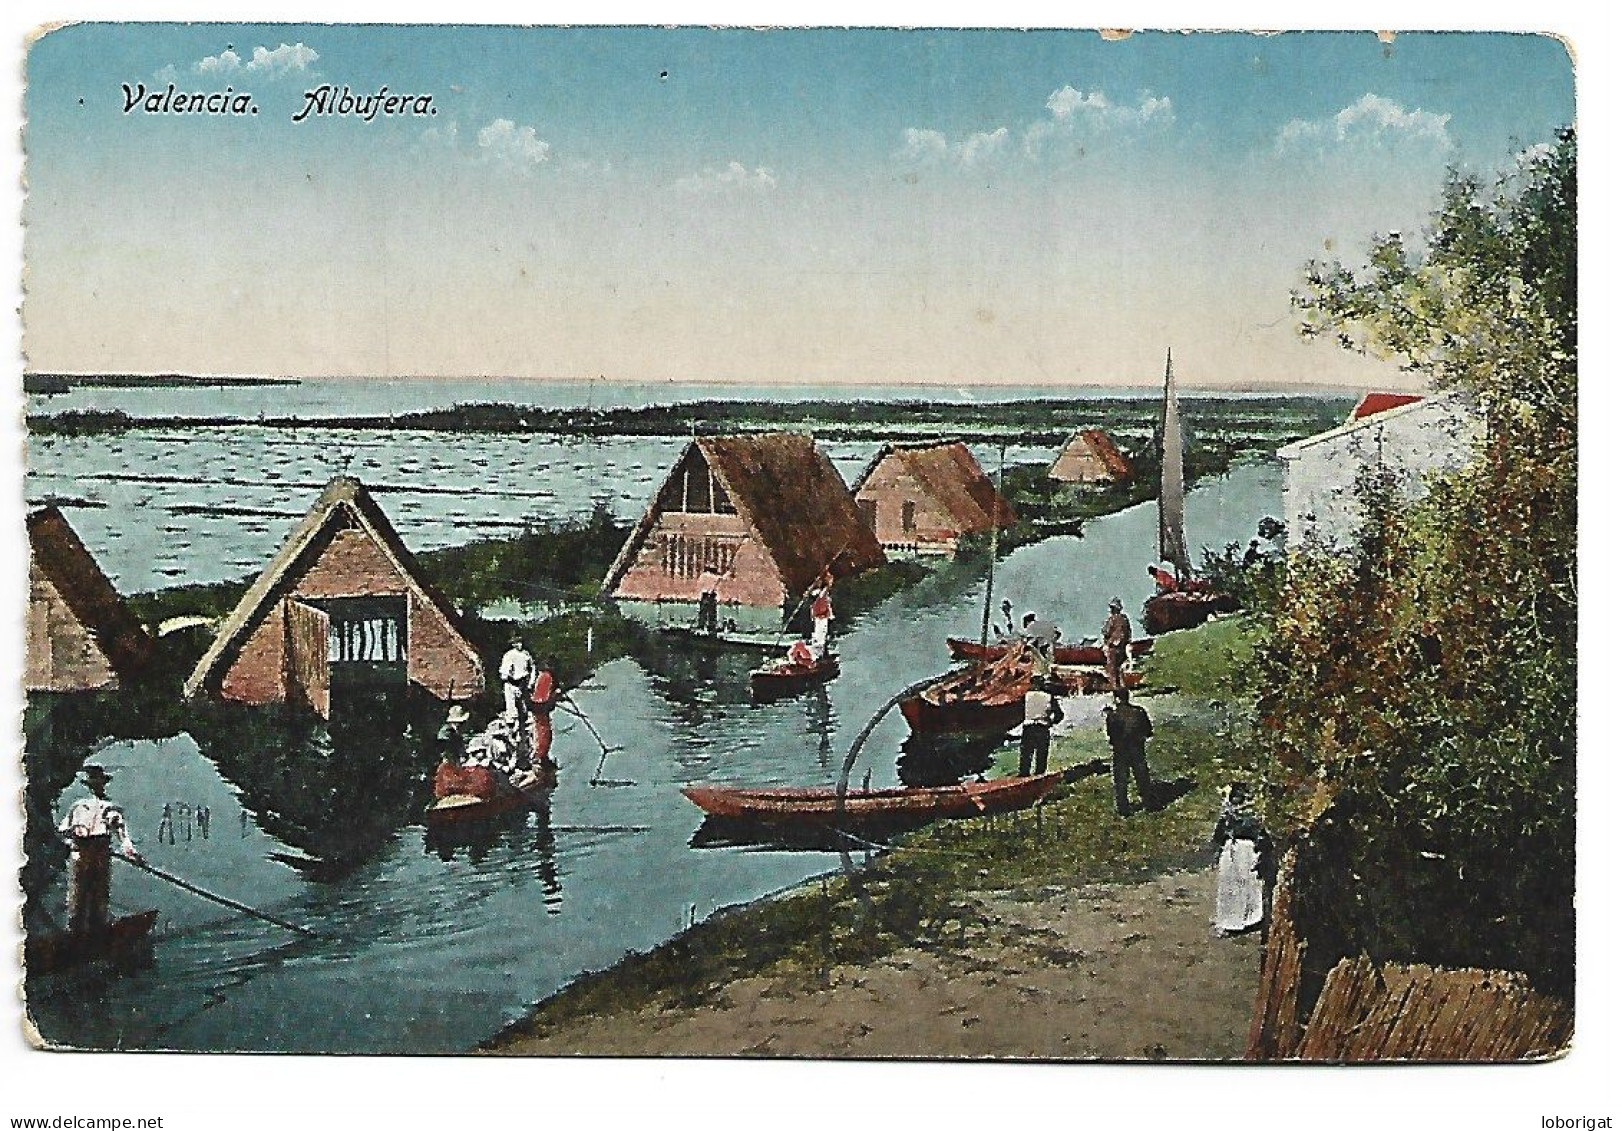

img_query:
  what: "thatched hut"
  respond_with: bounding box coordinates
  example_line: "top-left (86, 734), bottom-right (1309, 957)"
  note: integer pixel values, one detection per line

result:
top-left (184, 477), bottom-right (483, 717)
top-left (1048, 428), bottom-right (1133, 485)
top-left (851, 441), bottom-right (1015, 556)
top-left (601, 433), bottom-right (885, 630)
top-left (26, 506), bottom-right (155, 693)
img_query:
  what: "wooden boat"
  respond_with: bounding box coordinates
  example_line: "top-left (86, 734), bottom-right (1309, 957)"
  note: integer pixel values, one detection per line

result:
top-left (25, 909), bottom-right (158, 976)
top-left (657, 625), bottom-right (785, 650)
top-left (1144, 348), bottom-right (1235, 636)
top-left (946, 636), bottom-right (1154, 667)
top-left (749, 654), bottom-right (839, 699)
top-left (1142, 590), bottom-right (1242, 635)
top-left (682, 771), bottom-right (1063, 827)
top-left (425, 761), bottom-right (556, 825)
top-left (900, 668), bottom-right (1141, 734)
top-left (901, 643), bottom-right (1141, 737)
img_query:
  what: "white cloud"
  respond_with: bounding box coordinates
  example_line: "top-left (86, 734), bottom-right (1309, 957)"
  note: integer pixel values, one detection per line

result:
top-left (244, 43), bottom-right (319, 77)
top-left (1024, 86), bottom-right (1174, 155)
top-left (895, 125), bottom-right (1010, 167)
top-left (477, 118), bottom-right (552, 167)
top-left (1275, 94), bottom-right (1452, 155)
top-left (196, 48), bottom-right (242, 76)
top-left (900, 85), bottom-right (1172, 171)
top-left (674, 161), bottom-right (778, 193)
top-left (190, 42), bottom-right (318, 80)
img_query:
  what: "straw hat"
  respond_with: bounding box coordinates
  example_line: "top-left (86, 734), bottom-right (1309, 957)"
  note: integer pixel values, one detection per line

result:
top-left (445, 705), bottom-right (471, 725)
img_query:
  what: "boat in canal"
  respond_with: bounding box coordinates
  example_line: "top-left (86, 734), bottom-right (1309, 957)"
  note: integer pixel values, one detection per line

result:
top-left (424, 761), bottom-right (557, 825)
top-left (945, 636), bottom-right (1153, 667)
top-left (749, 652), bottom-right (839, 700)
top-left (25, 910), bottom-right (159, 977)
top-left (681, 771), bottom-right (1063, 828)
top-left (657, 624), bottom-right (786, 650)
top-left (1143, 348), bottom-right (1236, 635)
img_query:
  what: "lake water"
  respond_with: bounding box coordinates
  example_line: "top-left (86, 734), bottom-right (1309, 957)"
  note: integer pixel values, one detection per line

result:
top-left (25, 435), bottom-right (1284, 1052)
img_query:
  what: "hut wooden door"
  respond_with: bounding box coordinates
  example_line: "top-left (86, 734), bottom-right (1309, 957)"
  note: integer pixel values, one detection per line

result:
top-left (285, 599), bottom-right (331, 718)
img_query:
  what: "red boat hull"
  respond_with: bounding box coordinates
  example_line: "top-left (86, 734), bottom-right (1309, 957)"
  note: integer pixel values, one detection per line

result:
top-left (946, 637), bottom-right (1154, 666)
top-left (750, 656), bottom-right (840, 699)
top-left (425, 762), bottom-right (556, 824)
top-left (26, 909), bottom-right (158, 976)
top-left (1142, 592), bottom-right (1240, 636)
top-left (683, 771), bottom-right (1063, 826)
top-left (900, 669), bottom-right (1142, 735)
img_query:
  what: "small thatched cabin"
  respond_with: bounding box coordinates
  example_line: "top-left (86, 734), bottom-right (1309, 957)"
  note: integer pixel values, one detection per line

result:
top-left (601, 434), bottom-right (886, 629)
top-left (185, 477), bottom-right (483, 717)
top-left (851, 441), bottom-right (1016, 556)
top-left (26, 506), bottom-right (155, 693)
top-left (1048, 429), bottom-right (1134, 485)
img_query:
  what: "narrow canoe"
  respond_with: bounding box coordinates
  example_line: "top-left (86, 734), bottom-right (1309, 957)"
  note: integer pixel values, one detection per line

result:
top-left (682, 771), bottom-right (1063, 826)
top-left (946, 637), bottom-right (1154, 666)
top-left (26, 909), bottom-right (158, 977)
top-left (657, 625), bottom-right (785, 650)
top-left (749, 655), bottom-right (839, 699)
top-left (425, 762), bottom-right (557, 825)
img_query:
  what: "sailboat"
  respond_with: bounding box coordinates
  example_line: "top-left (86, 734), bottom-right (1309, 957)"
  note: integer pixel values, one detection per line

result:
top-left (1142, 349), bottom-right (1239, 636)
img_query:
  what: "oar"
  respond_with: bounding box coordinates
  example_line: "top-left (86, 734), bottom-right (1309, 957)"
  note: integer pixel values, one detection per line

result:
top-left (118, 856), bottom-right (324, 940)
top-left (556, 693), bottom-right (627, 787)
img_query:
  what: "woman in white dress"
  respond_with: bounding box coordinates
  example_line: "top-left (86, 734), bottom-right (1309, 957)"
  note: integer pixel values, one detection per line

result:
top-left (1212, 782), bottom-right (1269, 934)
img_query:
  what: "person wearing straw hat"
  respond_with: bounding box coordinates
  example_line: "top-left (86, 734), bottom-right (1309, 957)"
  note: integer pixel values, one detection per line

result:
top-left (1102, 597), bottom-right (1132, 689)
top-left (57, 764), bottom-right (142, 935)
top-left (437, 704), bottom-right (472, 763)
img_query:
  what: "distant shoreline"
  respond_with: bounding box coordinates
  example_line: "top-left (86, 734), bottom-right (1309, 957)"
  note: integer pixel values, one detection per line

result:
top-left (24, 373), bottom-right (300, 393)
top-left (26, 394), bottom-right (1352, 444)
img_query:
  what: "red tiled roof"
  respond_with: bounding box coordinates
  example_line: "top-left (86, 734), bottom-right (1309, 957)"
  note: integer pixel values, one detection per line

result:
top-left (1350, 392), bottom-right (1425, 421)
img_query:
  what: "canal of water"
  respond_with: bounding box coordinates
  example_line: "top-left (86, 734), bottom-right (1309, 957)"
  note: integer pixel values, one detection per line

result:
top-left (25, 454), bottom-right (1282, 1053)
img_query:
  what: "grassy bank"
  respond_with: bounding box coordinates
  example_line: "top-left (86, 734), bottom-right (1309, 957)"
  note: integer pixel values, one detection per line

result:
top-left (483, 614), bottom-right (1263, 1051)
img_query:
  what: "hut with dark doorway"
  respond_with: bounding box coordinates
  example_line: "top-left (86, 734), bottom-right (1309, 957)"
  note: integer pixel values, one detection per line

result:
top-left (851, 441), bottom-right (1016, 557)
top-left (184, 477), bottom-right (484, 718)
top-left (25, 506), bottom-right (156, 694)
top-left (1048, 428), bottom-right (1134, 485)
top-left (601, 433), bottom-right (886, 631)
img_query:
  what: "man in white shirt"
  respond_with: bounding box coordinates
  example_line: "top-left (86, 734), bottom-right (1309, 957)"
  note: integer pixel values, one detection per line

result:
top-left (57, 764), bottom-right (142, 934)
top-left (498, 637), bottom-right (537, 724)
top-left (1020, 678), bottom-right (1064, 776)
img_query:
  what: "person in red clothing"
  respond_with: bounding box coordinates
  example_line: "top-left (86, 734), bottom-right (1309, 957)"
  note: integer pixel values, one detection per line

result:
top-left (530, 656), bottom-right (559, 766)
top-left (809, 571), bottom-right (834, 658)
top-left (1149, 564), bottom-right (1179, 594)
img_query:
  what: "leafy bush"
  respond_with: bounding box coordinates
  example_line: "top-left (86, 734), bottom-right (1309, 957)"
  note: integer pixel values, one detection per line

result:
top-left (1252, 128), bottom-right (1575, 992)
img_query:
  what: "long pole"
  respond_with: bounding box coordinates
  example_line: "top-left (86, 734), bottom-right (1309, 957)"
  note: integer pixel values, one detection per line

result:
top-left (979, 442), bottom-right (1007, 648)
top-left (118, 856), bottom-right (323, 939)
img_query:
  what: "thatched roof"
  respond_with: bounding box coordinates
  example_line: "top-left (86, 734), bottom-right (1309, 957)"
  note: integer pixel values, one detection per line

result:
top-left (185, 477), bottom-right (477, 698)
top-left (27, 506), bottom-right (155, 678)
top-left (1049, 429), bottom-right (1133, 482)
top-left (853, 441), bottom-right (1016, 532)
top-left (603, 433), bottom-right (885, 599)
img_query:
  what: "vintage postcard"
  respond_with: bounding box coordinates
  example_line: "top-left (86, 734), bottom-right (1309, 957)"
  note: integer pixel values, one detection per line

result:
top-left (14, 24), bottom-right (1575, 1065)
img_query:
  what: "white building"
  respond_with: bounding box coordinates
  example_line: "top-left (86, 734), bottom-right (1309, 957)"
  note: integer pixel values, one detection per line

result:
top-left (1276, 391), bottom-right (1485, 551)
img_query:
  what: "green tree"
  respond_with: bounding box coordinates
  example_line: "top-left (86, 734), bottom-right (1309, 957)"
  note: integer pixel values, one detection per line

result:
top-left (1255, 128), bottom-right (1576, 992)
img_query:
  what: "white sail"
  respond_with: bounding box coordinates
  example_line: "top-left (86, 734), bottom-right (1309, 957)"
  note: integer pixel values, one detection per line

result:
top-left (1158, 348), bottom-right (1192, 578)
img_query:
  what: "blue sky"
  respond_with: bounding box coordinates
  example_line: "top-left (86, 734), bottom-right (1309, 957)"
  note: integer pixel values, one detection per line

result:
top-left (23, 26), bottom-right (1574, 386)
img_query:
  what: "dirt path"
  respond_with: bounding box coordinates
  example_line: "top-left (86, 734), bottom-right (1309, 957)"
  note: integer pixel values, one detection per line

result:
top-left (490, 865), bottom-right (1261, 1059)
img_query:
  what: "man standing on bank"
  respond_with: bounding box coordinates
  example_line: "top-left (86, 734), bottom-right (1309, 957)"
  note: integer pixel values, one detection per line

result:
top-left (1102, 597), bottom-right (1132, 689)
top-left (58, 764), bottom-right (143, 935)
top-left (1104, 688), bottom-right (1160, 816)
top-left (1020, 676), bottom-right (1064, 777)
